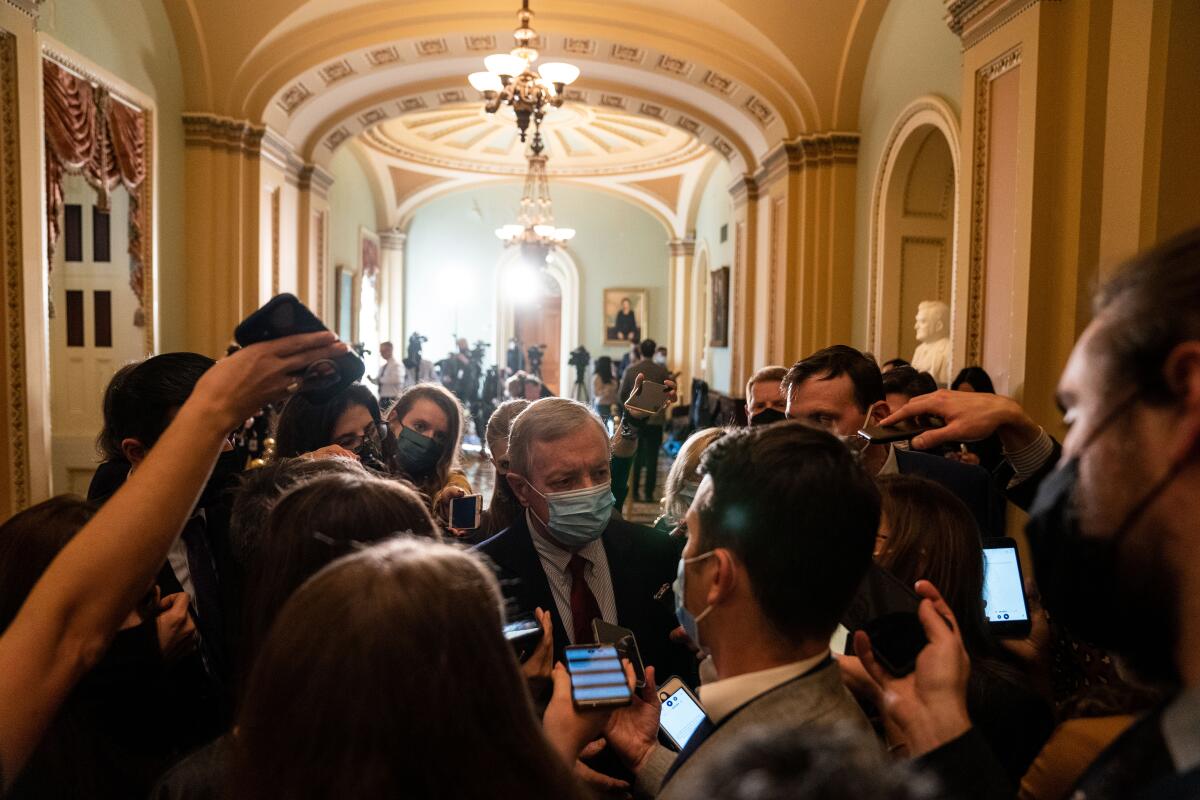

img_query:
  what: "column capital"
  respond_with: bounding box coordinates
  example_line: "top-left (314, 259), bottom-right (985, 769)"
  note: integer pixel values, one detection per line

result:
top-left (4, 0), bottom-right (43, 20)
top-left (667, 238), bottom-right (696, 258)
top-left (944, 0), bottom-right (1049, 49)
top-left (730, 175), bottom-right (759, 205)
top-left (379, 228), bottom-right (407, 251)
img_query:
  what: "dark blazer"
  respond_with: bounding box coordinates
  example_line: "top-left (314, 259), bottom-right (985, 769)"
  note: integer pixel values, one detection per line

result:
top-left (476, 513), bottom-right (697, 685)
top-left (895, 447), bottom-right (1006, 537)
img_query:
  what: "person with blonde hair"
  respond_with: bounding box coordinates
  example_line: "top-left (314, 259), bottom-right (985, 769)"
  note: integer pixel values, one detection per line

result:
top-left (653, 427), bottom-right (727, 533)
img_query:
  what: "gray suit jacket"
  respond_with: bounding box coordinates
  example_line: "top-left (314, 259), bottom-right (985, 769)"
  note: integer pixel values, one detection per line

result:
top-left (636, 659), bottom-right (873, 799)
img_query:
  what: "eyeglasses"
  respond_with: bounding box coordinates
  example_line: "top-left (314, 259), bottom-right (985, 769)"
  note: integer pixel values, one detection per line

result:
top-left (335, 421), bottom-right (387, 451)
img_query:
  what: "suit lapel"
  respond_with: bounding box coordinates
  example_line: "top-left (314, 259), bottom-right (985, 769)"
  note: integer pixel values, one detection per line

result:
top-left (602, 521), bottom-right (636, 623)
top-left (505, 515), bottom-right (571, 653)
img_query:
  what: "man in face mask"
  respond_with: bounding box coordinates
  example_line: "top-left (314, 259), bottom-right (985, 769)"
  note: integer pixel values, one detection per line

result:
top-left (877, 226), bottom-right (1200, 797)
top-left (475, 398), bottom-right (693, 682)
top-left (744, 365), bottom-right (788, 426)
top-left (783, 345), bottom-right (1005, 538)
top-left (595, 422), bottom-right (879, 799)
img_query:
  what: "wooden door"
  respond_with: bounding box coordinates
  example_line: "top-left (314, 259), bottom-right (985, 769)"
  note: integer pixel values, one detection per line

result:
top-left (513, 275), bottom-right (563, 395)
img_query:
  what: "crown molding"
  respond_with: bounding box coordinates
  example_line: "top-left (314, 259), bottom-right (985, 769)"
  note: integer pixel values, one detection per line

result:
top-left (944, 0), bottom-right (1051, 49)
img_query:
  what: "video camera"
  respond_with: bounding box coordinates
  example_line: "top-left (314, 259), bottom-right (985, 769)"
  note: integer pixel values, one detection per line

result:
top-left (527, 344), bottom-right (547, 377)
top-left (404, 332), bottom-right (427, 370)
top-left (568, 346), bottom-right (591, 385)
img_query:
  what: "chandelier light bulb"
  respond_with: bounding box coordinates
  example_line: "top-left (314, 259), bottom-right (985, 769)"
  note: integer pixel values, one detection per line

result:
top-left (533, 224), bottom-right (556, 238)
top-left (537, 62), bottom-right (580, 87)
top-left (468, 71), bottom-right (504, 93)
top-left (485, 53), bottom-right (528, 78)
top-left (556, 228), bottom-right (576, 241)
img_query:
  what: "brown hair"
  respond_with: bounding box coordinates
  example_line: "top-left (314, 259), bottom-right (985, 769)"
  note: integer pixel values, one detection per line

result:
top-left (231, 539), bottom-right (586, 800)
top-left (240, 472), bottom-right (440, 686)
top-left (745, 365), bottom-right (787, 400)
top-left (385, 383), bottom-right (464, 495)
top-left (0, 496), bottom-right (95, 632)
top-left (484, 398), bottom-right (531, 457)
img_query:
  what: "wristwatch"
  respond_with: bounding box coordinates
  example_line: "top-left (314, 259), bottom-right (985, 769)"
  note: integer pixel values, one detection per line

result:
top-left (619, 418), bottom-right (641, 440)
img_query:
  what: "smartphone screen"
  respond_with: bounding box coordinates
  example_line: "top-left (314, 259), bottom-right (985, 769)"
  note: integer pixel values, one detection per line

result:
top-left (982, 539), bottom-right (1031, 637)
top-left (593, 621), bottom-right (645, 688)
top-left (657, 680), bottom-right (707, 750)
top-left (449, 494), bottom-right (482, 530)
top-left (565, 645), bottom-right (632, 707)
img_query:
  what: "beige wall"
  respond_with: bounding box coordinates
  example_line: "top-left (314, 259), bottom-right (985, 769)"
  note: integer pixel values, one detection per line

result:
top-left (327, 145), bottom-right (381, 321)
top-left (853, 0), bottom-right (962, 351)
top-left (42, 0), bottom-right (188, 351)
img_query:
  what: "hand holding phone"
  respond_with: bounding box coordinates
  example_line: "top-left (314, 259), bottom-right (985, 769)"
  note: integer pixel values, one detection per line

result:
top-left (449, 494), bottom-right (482, 530)
top-left (592, 620), bottom-right (645, 688)
top-left (625, 377), bottom-right (670, 416)
top-left (657, 677), bottom-right (707, 750)
top-left (858, 417), bottom-right (944, 445)
top-left (564, 644), bottom-right (633, 708)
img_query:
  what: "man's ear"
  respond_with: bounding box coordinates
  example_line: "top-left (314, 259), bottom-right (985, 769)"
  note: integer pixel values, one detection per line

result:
top-left (1162, 342), bottom-right (1200, 464)
top-left (706, 549), bottom-right (738, 607)
top-left (869, 400), bottom-right (891, 425)
top-left (506, 472), bottom-right (533, 508)
top-left (120, 438), bottom-right (148, 468)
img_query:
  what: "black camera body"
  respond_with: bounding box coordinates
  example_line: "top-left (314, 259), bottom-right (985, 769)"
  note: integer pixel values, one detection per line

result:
top-left (568, 346), bottom-right (591, 385)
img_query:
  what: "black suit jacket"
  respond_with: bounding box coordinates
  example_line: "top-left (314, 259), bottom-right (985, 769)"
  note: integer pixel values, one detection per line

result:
top-left (476, 513), bottom-right (697, 686)
top-left (895, 447), bottom-right (1006, 537)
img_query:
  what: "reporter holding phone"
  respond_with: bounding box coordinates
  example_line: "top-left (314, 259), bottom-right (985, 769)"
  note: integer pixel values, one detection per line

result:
top-left (0, 331), bottom-right (348, 791)
top-left (618, 339), bottom-right (671, 503)
top-left (595, 422), bottom-right (878, 799)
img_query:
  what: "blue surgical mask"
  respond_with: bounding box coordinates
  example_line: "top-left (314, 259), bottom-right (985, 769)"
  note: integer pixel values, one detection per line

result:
top-left (673, 551), bottom-right (715, 651)
top-left (530, 482), bottom-right (614, 547)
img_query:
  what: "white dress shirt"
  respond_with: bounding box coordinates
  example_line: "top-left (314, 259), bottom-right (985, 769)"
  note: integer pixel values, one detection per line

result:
top-left (527, 510), bottom-right (618, 642)
top-left (877, 443), bottom-right (900, 476)
top-left (699, 650), bottom-right (831, 723)
top-left (377, 358), bottom-right (402, 398)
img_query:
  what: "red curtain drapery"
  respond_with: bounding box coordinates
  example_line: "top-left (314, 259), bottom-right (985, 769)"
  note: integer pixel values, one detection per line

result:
top-left (43, 58), bottom-right (149, 326)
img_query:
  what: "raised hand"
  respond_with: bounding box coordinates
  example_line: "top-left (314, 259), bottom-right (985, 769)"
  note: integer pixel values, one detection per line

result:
top-left (853, 581), bottom-right (972, 757)
top-left (879, 389), bottom-right (1041, 453)
top-left (624, 374), bottom-right (678, 421)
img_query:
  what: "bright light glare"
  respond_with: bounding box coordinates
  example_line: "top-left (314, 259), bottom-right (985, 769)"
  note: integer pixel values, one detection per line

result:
top-left (468, 71), bottom-right (503, 93)
top-left (556, 228), bottom-right (576, 241)
top-left (506, 263), bottom-right (543, 305)
top-left (538, 62), bottom-right (580, 86)
top-left (441, 267), bottom-right (472, 303)
top-left (485, 53), bottom-right (527, 78)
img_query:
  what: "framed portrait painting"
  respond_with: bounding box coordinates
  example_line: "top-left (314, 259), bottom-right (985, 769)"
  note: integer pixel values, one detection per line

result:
top-left (710, 267), bottom-right (730, 347)
top-left (603, 288), bottom-right (647, 346)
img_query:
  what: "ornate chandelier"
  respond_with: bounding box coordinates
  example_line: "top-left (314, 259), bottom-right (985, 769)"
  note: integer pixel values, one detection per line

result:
top-left (495, 129), bottom-right (575, 258)
top-left (468, 0), bottom-right (580, 142)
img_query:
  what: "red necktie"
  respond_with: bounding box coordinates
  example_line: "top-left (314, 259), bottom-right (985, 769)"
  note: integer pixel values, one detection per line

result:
top-left (567, 553), bottom-right (602, 644)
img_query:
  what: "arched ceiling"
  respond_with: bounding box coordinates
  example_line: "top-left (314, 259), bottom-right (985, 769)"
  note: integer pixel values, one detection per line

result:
top-left (162, 0), bottom-right (890, 175)
top-left (360, 102), bottom-right (707, 176)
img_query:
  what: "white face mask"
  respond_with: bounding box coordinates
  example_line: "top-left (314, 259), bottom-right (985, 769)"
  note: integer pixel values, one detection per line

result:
top-left (653, 354), bottom-right (667, 366)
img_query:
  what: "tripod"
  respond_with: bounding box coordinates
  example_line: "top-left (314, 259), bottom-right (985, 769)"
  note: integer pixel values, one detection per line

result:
top-left (571, 375), bottom-right (589, 402)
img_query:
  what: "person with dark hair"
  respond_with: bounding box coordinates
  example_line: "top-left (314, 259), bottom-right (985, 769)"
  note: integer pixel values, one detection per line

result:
top-left (861, 226), bottom-right (1200, 799)
top-left (384, 382), bottom-right (473, 522)
top-left (0, 497), bottom-right (180, 799)
top-left (783, 344), bottom-right (1004, 537)
top-left (0, 331), bottom-right (348, 794)
top-left (671, 723), bottom-right (942, 800)
top-left (619, 338), bottom-right (671, 503)
top-left (882, 357), bottom-right (912, 374)
top-left (943, 366), bottom-right (1005, 471)
top-left (614, 296), bottom-right (639, 341)
top-left (882, 366), bottom-right (939, 412)
top-left (271, 383), bottom-right (381, 464)
top-left (230, 539), bottom-right (589, 800)
top-left (871, 475), bottom-right (1054, 781)
top-left (592, 355), bottom-right (619, 427)
top-left (87, 352), bottom-right (244, 736)
top-left (592, 422), bottom-right (878, 799)
top-left (745, 365), bottom-right (788, 426)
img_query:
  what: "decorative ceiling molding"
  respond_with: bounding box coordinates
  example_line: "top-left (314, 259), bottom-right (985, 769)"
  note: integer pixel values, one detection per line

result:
top-left (277, 82), bottom-right (312, 115)
top-left (610, 43), bottom-right (645, 64)
top-left (744, 95), bottom-right (775, 126)
top-left (656, 54), bottom-right (693, 77)
top-left (702, 70), bottom-right (738, 96)
top-left (4, 0), bottom-right (41, 17)
top-left (943, 0), bottom-right (1047, 49)
top-left (414, 38), bottom-right (448, 57)
top-left (365, 46), bottom-right (401, 67)
top-left (318, 59), bottom-right (355, 85)
top-left (563, 38), bottom-right (596, 55)
top-left (464, 34), bottom-right (496, 51)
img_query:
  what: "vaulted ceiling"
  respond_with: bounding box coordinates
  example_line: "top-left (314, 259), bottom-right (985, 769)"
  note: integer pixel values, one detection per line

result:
top-left (164, 0), bottom-right (889, 176)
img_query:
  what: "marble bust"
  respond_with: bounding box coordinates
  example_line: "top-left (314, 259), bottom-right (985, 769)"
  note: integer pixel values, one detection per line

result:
top-left (910, 300), bottom-right (952, 386)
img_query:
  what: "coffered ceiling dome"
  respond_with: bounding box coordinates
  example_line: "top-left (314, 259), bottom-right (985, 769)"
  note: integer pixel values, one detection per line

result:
top-left (359, 102), bottom-right (707, 176)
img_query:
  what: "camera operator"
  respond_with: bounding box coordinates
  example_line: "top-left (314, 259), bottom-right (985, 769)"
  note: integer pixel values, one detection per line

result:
top-left (402, 332), bottom-right (434, 389)
top-left (618, 339), bottom-right (671, 503)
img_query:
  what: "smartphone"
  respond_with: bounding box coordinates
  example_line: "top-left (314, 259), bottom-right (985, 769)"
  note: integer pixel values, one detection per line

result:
top-left (858, 417), bottom-right (942, 444)
top-left (843, 564), bottom-right (927, 677)
top-left (593, 620), bottom-right (645, 688)
top-left (626, 380), bottom-right (669, 415)
top-left (233, 294), bottom-right (364, 403)
top-left (564, 644), bottom-right (632, 709)
top-left (449, 494), bottom-right (482, 530)
top-left (502, 616), bottom-right (543, 661)
top-left (657, 676), bottom-right (708, 750)
top-left (982, 537), bottom-right (1033, 638)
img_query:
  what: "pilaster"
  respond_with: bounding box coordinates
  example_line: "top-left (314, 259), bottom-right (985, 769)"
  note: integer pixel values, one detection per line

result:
top-left (666, 237), bottom-right (695, 402)
top-left (379, 229), bottom-right (406, 345)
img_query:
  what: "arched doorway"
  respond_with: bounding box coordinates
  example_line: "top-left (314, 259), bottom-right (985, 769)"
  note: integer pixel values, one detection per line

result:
top-left (868, 97), bottom-right (960, 367)
top-left (494, 248), bottom-right (581, 398)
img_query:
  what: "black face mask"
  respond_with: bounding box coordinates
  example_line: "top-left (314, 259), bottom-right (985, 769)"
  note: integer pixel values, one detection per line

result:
top-left (1026, 397), bottom-right (1185, 683)
top-left (394, 426), bottom-right (441, 477)
top-left (198, 448), bottom-right (245, 509)
top-left (749, 408), bottom-right (788, 427)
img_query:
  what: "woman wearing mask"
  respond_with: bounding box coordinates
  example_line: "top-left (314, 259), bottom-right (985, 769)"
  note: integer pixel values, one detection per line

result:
top-left (385, 383), bottom-right (472, 522)
top-left (652, 427), bottom-right (726, 533)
